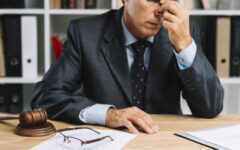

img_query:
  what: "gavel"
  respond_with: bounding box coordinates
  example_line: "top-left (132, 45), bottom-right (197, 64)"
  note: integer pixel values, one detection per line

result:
top-left (0, 108), bottom-right (47, 128)
top-left (0, 108), bottom-right (55, 136)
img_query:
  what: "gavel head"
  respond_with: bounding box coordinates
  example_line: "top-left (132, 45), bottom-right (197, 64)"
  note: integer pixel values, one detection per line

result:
top-left (19, 108), bottom-right (48, 128)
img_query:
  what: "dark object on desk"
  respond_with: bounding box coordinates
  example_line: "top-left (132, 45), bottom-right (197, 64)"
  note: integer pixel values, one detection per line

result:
top-left (0, 108), bottom-right (55, 137)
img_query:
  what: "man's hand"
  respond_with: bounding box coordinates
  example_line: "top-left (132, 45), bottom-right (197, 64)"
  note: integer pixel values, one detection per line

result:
top-left (160, 0), bottom-right (192, 52)
top-left (105, 107), bottom-right (159, 134)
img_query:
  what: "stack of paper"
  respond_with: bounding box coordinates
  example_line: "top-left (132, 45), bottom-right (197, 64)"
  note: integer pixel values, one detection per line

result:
top-left (175, 123), bottom-right (240, 150)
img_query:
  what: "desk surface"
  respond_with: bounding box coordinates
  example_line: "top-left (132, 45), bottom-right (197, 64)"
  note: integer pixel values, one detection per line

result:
top-left (1, 114), bottom-right (240, 150)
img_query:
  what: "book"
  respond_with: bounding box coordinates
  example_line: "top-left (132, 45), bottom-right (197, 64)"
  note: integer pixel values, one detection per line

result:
top-left (69, 0), bottom-right (76, 8)
top-left (6, 84), bottom-right (23, 113)
top-left (230, 17), bottom-right (240, 77)
top-left (61, 0), bottom-right (69, 8)
top-left (50, 0), bottom-right (55, 9)
top-left (205, 16), bottom-right (217, 69)
top-left (55, 0), bottom-right (62, 9)
top-left (183, 0), bottom-right (193, 9)
top-left (218, 0), bottom-right (240, 10)
top-left (76, 0), bottom-right (85, 9)
top-left (21, 16), bottom-right (38, 79)
top-left (24, 0), bottom-right (43, 8)
top-left (180, 0), bottom-right (202, 10)
top-left (0, 18), bottom-right (6, 77)
top-left (0, 84), bottom-right (8, 112)
top-left (0, 0), bottom-right (25, 8)
top-left (201, 0), bottom-right (210, 9)
top-left (199, 16), bottom-right (217, 69)
top-left (2, 15), bottom-right (22, 77)
top-left (175, 123), bottom-right (240, 149)
top-left (85, 0), bottom-right (96, 8)
top-left (216, 17), bottom-right (231, 77)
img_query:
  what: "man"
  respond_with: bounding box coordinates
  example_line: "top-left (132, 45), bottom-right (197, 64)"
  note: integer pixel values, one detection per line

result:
top-left (32, 0), bottom-right (224, 134)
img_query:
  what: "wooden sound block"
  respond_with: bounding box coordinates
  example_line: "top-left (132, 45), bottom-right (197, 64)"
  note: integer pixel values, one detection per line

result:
top-left (14, 122), bottom-right (56, 137)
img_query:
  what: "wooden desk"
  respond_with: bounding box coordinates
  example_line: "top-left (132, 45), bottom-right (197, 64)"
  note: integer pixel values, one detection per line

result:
top-left (0, 114), bottom-right (240, 150)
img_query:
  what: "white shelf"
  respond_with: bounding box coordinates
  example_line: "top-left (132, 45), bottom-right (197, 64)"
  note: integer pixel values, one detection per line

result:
top-left (0, 76), bottom-right (43, 84)
top-left (0, 9), bottom-right (45, 15)
top-left (49, 9), bottom-right (110, 15)
top-left (190, 10), bottom-right (240, 16)
top-left (0, 77), bottom-right (238, 84)
top-left (220, 78), bottom-right (240, 84)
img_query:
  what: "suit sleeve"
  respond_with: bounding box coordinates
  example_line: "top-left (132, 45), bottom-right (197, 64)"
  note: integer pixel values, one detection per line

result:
top-left (177, 22), bottom-right (224, 118)
top-left (31, 21), bottom-right (96, 124)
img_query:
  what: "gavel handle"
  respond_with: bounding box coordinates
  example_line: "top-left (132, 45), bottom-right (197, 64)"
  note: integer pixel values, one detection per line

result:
top-left (0, 112), bottom-right (19, 120)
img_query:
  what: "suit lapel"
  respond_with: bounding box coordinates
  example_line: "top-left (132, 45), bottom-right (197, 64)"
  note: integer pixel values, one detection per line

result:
top-left (145, 27), bottom-right (174, 100)
top-left (100, 9), bottom-right (133, 104)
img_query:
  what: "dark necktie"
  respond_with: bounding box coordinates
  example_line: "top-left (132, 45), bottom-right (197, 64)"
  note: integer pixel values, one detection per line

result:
top-left (131, 40), bottom-right (151, 110)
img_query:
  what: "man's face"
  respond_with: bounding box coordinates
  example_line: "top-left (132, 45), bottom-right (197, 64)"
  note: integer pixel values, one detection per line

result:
top-left (123, 0), bottom-right (163, 39)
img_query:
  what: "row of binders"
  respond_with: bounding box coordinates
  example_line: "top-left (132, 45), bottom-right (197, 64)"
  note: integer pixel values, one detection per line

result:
top-left (0, 15), bottom-right (38, 78)
top-left (50, 0), bottom-right (97, 9)
top-left (0, 84), bottom-right (23, 113)
top-left (202, 17), bottom-right (240, 78)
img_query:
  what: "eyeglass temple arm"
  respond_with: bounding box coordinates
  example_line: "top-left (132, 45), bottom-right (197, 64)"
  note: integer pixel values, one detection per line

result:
top-left (56, 127), bottom-right (101, 134)
top-left (83, 135), bottom-right (114, 145)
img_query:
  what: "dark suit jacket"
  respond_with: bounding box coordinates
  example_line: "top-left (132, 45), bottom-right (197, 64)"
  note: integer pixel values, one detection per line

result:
top-left (31, 8), bottom-right (224, 124)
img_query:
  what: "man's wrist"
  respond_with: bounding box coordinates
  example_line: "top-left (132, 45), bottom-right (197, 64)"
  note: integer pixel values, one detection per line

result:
top-left (174, 39), bottom-right (197, 70)
top-left (175, 37), bottom-right (192, 53)
top-left (79, 104), bottom-right (115, 125)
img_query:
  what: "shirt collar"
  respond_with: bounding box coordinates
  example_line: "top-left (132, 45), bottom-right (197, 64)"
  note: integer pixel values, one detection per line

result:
top-left (121, 16), bottom-right (154, 46)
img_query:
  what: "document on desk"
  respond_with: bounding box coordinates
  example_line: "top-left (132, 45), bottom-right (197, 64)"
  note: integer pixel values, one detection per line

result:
top-left (175, 123), bottom-right (240, 150)
top-left (30, 128), bottom-right (137, 150)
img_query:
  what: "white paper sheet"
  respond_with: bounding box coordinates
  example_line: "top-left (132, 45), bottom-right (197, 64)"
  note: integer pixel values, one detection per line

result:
top-left (30, 128), bottom-right (137, 150)
top-left (175, 123), bottom-right (240, 150)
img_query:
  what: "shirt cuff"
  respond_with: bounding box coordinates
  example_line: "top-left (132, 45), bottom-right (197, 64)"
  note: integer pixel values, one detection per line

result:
top-left (79, 104), bottom-right (115, 125)
top-left (173, 39), bottom-right (197, 70)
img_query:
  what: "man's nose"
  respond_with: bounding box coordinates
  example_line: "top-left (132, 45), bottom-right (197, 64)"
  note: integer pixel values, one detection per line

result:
top-left (155, 5), bottom-right (163, 17)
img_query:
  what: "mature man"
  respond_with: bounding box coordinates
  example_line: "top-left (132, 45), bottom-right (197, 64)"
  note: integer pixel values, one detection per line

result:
top-left (32, 0), bottom-right (224, 134)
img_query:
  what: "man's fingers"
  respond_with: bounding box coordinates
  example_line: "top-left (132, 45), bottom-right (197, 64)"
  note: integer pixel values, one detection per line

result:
top-left (131, 107), bottom-right (159, 133)
top-left (161, 1), bottom-right (179, 16)
top-left (137, 110), bottom-right (157, 128)
top-left (162, 11), bottom-right (178, 23)
top-left (162, 19), bottom-right (173, 30)
top-left (141, 114), bottom-right (159, 132)
top-left (125, 121), bottom-right (139, 134)
top-left (106, 107), bottom-right (158, 134)
top-left (130, 116), bottom-right (155, 134)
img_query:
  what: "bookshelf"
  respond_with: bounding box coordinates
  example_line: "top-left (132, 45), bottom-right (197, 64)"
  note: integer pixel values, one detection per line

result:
top-left (1, 1), bottom-right (240, 84)
top-left (0, 0), bottom-right (240, 113)
top-left (0, 0), bottom-right (114, 84)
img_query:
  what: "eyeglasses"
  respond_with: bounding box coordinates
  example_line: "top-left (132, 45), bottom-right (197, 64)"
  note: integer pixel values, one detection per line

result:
top-left (56, 127), bottom-right (114, 147)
